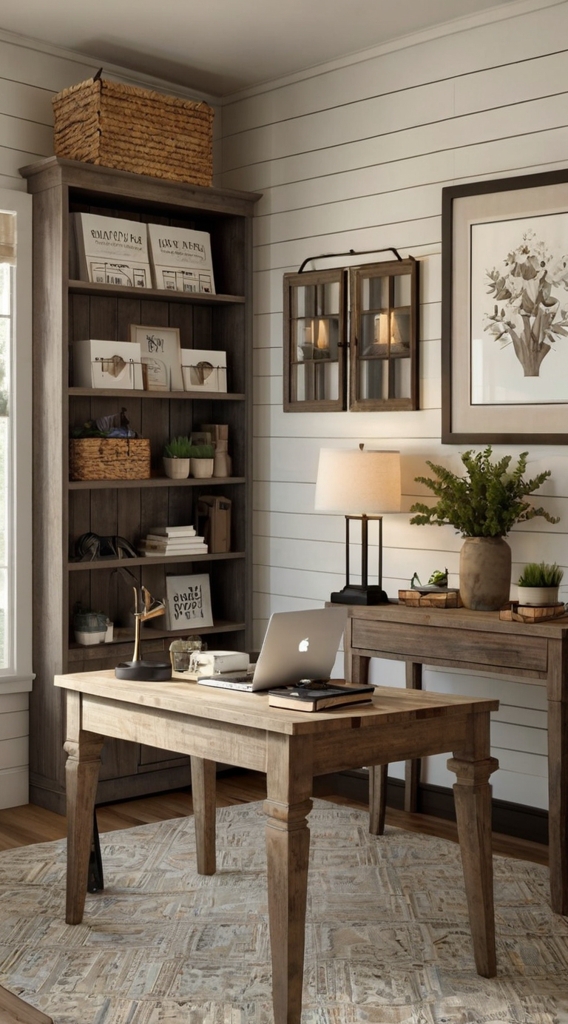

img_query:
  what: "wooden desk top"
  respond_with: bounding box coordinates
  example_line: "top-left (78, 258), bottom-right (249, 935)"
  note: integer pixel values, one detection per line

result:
top-left (54, 670), bottom-right (498, 736)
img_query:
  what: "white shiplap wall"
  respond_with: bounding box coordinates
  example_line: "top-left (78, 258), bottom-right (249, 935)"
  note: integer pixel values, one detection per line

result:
top-left (0, 29), bottom-right (220, 807)
top-left (218, 0), bottom-right (568, 810)
top-left (0, 3), bottom-right (565, 813)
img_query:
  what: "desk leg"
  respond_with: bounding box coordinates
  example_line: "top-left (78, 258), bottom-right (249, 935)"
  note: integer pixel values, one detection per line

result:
top-left (63, 692), bottom-right (104, 926)
top-left (264, 735), bottom-right (313, 1024)
top-left (447, 712), bottom-right (498, 978)
top-left (369, 765), bottom-right (387, 835)
top-left (547, 640), bottom-right (568, 915)
top-left (368, 663), bottom-right (422, 833)
top-left (404, 662), bottom-right (422, 813)
top-left (190, 756), bottom-right (216, 875)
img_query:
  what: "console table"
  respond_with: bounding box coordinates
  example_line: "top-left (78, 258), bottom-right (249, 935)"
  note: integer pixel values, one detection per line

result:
top-left (344, 603), bottom-right (568, 915)
top-left (57, 670), bottom-right (498, 1024)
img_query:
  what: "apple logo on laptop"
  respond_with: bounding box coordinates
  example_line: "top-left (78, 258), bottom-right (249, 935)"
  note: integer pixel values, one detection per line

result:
top-left (298, 637), bottom-right (309, 653)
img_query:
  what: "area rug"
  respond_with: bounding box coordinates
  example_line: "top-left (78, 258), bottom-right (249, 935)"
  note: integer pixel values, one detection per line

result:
top-left (0, 800), bottom-right (566, 1024)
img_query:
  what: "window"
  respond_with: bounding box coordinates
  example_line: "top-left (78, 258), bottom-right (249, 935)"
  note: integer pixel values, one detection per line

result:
top-left (0, 191), bottom-right (32, 683)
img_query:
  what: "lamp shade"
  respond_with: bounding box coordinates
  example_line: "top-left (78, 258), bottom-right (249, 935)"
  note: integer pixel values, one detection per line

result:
top-left (314, 447), bottom-right (401, 514)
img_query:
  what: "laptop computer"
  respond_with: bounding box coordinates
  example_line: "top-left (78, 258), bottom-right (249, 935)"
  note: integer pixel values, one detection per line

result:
top-left (197, 606), bottom-right (347, 692)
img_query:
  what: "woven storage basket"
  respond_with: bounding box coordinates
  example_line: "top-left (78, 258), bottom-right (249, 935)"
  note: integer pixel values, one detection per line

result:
top-left (53, 78), bottom-right (213, 187)
top-left (69, 438), bottom-right (151, 481)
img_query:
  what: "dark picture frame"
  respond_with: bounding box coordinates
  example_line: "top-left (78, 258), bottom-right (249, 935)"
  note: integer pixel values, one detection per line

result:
top-left (442, 168), bottom-right (568, 444)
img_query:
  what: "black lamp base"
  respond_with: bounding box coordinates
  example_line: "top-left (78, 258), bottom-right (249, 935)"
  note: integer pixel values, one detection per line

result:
top-left (330, 584), bottom-right (390, 606)
top-left (115, 660), bottom-right (172, 682)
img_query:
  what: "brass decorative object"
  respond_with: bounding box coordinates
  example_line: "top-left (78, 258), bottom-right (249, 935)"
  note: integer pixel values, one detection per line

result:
top-left (114, 574), bottom-right (171, 681)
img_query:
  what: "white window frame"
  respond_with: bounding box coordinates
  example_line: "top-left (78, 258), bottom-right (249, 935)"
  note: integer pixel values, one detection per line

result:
top-left (0, 188), bottom-right (33, 691)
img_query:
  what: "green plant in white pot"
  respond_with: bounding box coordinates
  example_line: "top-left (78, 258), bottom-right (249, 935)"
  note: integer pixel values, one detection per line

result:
top-left (163, 436), bottom-right (192, 479)
top-left (409, 447), bottom-right (559, 611)
top-left (517, 561), bottom-right (564, 607)
top-left (188, 443), bottom-right (215, 479)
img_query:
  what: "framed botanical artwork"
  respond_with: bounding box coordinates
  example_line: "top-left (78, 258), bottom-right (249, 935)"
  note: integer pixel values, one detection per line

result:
top-left (129, 324), bottom-right (184, 392)
top-left (442, 168), bottom-right (568, 444)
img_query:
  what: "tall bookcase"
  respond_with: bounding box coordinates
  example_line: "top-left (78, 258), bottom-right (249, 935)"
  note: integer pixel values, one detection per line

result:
top-left (21, 157), bottom-right (260, 813)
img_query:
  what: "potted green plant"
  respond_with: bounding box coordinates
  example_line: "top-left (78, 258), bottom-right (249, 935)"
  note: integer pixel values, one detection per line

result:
top-left (163, 436), bottom-right (192, 479)
top-left (409, 447), bottom-right (559, 611)
top-left (188, 443), bottom-right (215, 479)
top-left (517, 562), bottom-right (564, 607)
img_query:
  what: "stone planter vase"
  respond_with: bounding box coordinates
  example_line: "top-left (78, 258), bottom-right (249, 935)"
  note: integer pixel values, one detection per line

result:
top-left (163, 457), bottom-right (190, 479)
top-left (459, 536), bottom-right (512, 611)
top-left (517, 585), bottom-right (559, 607)
top-left (191, 457), bottom-right (214, 479)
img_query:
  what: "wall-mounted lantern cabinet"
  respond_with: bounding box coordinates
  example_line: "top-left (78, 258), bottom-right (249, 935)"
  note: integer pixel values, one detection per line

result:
top-left (283, 268), bottom-right (347, 412)
top-left (349, 257), bottom-right (419, 412)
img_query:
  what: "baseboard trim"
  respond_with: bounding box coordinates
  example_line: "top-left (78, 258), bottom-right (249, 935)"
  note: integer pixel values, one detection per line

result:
top-left (326, 771), bottom-right (549, 846)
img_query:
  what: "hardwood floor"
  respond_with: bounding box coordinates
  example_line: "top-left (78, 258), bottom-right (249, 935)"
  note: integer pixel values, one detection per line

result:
top-left (0, 768), bottom-right (548, 866)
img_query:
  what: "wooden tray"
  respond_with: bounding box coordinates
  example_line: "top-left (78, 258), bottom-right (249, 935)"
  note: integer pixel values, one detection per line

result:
top-left (398, 589), bottom-right (463, 608)
top-left (499, 602), bottom-right (566, 623)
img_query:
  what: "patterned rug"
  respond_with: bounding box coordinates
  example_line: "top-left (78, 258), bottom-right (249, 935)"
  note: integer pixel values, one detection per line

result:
top-left (0, 799), bottom-right (566, 1024)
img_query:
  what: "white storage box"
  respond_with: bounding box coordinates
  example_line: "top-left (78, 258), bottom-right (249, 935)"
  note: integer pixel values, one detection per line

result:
top-left (73, 339), bottom-right (144, 390)
top-left (188, 650), bottom-right (249, 677)
top-left (181, 349), bottom-right (227, 392)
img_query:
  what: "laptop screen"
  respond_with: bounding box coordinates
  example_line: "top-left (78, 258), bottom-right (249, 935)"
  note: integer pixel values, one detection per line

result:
top-left (248, 606), bottom-right (347, 690)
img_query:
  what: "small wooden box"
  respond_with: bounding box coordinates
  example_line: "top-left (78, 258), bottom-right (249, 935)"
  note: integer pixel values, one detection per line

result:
top-left (499, 602), bottom-right (566, 623)
top-left (53, 78), bottom-right (214, 187)
top-left (398, 589), bottom-right (463, 608)
top-left (69, 438), bottom-right (151, 481)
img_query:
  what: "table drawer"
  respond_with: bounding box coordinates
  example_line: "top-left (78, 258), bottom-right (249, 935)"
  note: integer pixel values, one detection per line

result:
top-left (351, 619), bottom-right (548, 674)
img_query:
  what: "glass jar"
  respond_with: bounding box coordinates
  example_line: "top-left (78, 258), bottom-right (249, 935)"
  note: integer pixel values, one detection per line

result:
top-left (169, 637), bottom-right (204, 673)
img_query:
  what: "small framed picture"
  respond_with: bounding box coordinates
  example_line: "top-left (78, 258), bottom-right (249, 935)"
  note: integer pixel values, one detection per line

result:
top-left (129, 324), bottom-right (184, 392)
top-left (164, 573), bottom-right (213, 631)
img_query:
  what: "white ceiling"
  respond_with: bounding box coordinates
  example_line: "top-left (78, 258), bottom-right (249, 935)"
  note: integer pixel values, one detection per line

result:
top-left (2, 0), bottom-right (522, 97)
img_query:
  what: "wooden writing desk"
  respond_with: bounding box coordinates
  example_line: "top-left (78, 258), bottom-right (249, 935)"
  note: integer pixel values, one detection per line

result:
top-left (344, 603), bottom-right (568, 916)
top-left (56, 669), bottom-right (498, 1024)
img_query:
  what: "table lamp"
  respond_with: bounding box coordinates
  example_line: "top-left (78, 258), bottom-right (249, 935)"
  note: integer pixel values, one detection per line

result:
top-left (314, 445), bottom-right (401, 605)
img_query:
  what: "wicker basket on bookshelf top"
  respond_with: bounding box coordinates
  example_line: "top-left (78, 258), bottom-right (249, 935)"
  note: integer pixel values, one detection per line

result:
top-left (69, 437), bottom-right (151, 481)
top-left (53, 77), bottom-right (214, 187)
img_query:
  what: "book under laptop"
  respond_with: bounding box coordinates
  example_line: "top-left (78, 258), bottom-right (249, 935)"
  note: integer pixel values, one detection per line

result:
top-left (197, 607), bottom-right (348, 692)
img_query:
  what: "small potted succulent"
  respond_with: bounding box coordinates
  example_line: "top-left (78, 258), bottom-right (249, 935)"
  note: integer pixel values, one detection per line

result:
top-left (163, 436), bottom-right (192, 479)
top-left (516, 562), bottom-right (564, 607)
top-left (188, 443), bottom-right (215, 478)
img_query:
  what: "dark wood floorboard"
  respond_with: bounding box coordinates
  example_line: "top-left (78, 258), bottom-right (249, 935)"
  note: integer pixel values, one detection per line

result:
top-left (0, 769), bottom-right (548, 866)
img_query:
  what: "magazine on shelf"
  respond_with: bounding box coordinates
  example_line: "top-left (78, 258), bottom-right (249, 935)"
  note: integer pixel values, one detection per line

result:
top-left (73, 213), bottom-right (151, 288)
top-left (143, 535), bottom-right (202, 546)
top-left (140, 541), bottom-right (208, 555)
top-left (147, 223), bottom-right (216, 294)
top-left (147, 525), bottom-right (196, 537)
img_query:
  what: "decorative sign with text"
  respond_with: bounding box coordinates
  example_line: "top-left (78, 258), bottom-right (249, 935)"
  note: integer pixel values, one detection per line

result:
top-left (73, 213), bottom-right (151, 287)
top-left (147, 224), bottom-right (216, 294)
top-left (165, 574), bottom-right (213, 631)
